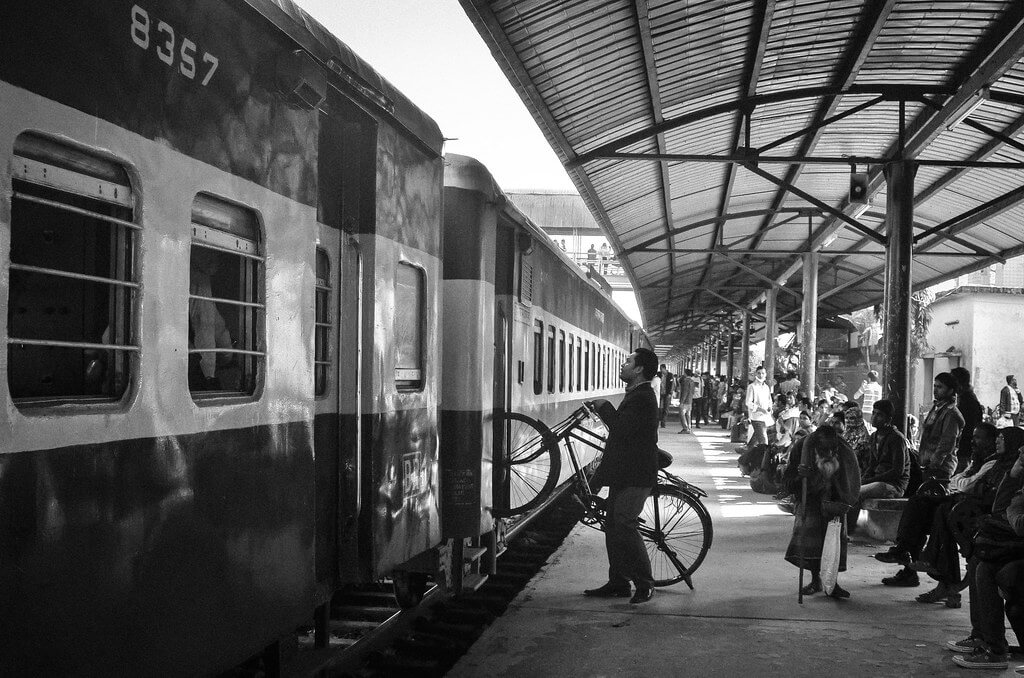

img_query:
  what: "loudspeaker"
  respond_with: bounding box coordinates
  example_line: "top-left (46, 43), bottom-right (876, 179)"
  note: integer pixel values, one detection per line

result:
top-left (850, 172), bottom-right (869, 205)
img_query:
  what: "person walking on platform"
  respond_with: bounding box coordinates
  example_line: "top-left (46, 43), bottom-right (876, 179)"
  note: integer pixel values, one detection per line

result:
top-left (677, 368), bottom-right (694, 433)
top-left (656, 364), bottom-right (673, 428)
top-left (691, 371), bottom-right (705, 429)
top-left (854, 370), bottom-right (883, 423)
top-left (782, 425), bottom-right (861, 598)
top-left (583, 347), bottom-right (660, 604)
top-left (746, 366), bottom-right (774, 447)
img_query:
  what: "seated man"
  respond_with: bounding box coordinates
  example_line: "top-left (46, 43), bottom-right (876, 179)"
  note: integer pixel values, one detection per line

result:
top-left (875, 424), bottom-right (1008, 594)
top-left (951, 457), bottom-right (1024, 669)
top-left (847, 400), bottom-right (910, 535)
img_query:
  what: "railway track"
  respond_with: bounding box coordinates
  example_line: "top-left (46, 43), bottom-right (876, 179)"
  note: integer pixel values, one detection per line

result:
top-left (223, 487), bottom-right (585, 678)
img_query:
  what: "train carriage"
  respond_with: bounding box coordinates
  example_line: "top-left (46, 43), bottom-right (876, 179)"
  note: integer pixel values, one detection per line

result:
top-left (1, 0), bottom-right (444, 674)
top-left (441, 155), bottom-right (648, 586)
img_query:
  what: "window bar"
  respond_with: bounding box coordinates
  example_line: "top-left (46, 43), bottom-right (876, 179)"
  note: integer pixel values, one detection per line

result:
top-left (188, 292), bottom-right (265, 310)
top-left (187, 347), bottom-right (266, 357)
top-left (191, 239), bottom-right (265, 262)
top-left (12, 192), bottom-right (141, 230)
top-left (8, 263), bottom-right (140, 288)
top-left (7, 337), bottom-right (140, 351)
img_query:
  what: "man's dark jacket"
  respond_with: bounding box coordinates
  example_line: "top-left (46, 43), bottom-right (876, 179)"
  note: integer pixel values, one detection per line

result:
top-left (591, 383), bottom-right (660, 490)
top-left (863, 425), bottom-right (911, 496)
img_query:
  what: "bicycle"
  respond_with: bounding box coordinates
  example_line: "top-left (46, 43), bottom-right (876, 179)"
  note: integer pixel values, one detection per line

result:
top-left (495, 403), bottom-right (713, 588)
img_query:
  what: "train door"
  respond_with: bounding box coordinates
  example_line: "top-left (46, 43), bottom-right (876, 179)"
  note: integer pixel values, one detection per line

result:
top-left (312, 228), bottom-right (362, 591)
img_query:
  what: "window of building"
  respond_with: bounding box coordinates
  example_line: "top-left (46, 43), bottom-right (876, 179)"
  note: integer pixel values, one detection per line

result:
top-left (314, 248), bottom-right (331, 396)
top-left (533, 319), bottom-right (544, 395)
top-left (189, 193), bottom-right (264, 398)
top-left (7, 133), bottom-right (139, 405)
top-left (395, 263), bottom-right (425, 390)
top-left (559, 330), bottom-right (566, 393)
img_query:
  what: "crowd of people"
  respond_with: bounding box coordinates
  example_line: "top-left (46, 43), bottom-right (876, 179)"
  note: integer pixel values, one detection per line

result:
top-left (586, 356), bottom-right (1024, 668)
top-left (719, 363), bottom-right (1024, 670)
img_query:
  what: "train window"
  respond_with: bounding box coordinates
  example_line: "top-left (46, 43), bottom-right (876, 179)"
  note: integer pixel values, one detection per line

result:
top-left (567, 333), bottom-right (574, 392)
top-left (583, 340), bottom-right (590, 391)
top-left (395, 263), bottom-right (425, 390)
top-left (189, 194), bottom-right (264, 398)
top-left (546, 325), bottom-right (555, 394)
top-left (314, 248), bottom-right (331, 396)
top-left (559, 330), bottom-right (566, 393)
top-left (577, 340), bottom-right (582, 391)
top-left (532, 320), bottom-right (544, 395)
top-left (7, 133), bottom-right (138, 406)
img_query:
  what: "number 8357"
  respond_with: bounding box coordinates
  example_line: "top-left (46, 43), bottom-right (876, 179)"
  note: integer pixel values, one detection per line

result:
top-left (131, 5), bottom-right (219, 86)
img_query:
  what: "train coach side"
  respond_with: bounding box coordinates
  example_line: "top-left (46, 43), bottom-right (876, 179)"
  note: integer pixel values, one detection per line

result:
top-left (0, 1), bottom-right (444, 674)
top-left (441, 156), bottom-right (644, 584)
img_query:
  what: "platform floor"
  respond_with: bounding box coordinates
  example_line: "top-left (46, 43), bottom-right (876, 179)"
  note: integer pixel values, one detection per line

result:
top-left (450, 424), bottom-right (1023, 677)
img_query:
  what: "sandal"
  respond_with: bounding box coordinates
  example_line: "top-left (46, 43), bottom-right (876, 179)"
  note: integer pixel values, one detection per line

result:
top-left (800, 580), bottom-right (822, 595)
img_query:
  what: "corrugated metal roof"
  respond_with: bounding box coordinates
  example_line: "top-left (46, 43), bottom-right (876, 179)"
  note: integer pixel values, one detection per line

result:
top-left (460, 0), bottom-right (1024, 355)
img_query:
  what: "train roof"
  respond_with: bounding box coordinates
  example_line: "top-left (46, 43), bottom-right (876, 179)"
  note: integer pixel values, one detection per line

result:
top-left (245, 0), bottom-right (443, 156)
top-left (444, 154), bottom-right (640, 328)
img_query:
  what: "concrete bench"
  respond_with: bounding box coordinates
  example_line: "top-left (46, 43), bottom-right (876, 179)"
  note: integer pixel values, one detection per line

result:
top-left (858, 497), bottom-right (907, 542)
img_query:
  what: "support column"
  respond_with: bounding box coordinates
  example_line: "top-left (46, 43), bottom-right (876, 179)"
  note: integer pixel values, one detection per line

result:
top-left (800, 252), bottom-right (819, 400)
top-left (713, 339), bottom-right (721, 376)
top-left (764, 288), bottom-right (778, 391)
top-left (741, 312), bottom-right (751, 383)
top-left (726, 331), bottom-right (735, 383)
top-left (882, 159), bottom-right (916, 434)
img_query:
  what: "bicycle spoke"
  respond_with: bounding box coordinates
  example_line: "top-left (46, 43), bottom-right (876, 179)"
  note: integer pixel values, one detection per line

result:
top-left (641, 486), bottom-right (712, 586)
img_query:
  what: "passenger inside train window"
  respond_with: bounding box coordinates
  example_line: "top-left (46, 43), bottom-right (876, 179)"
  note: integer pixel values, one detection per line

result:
top-left (188, 193), bottom-right (264, 397)
top-left (7, 133), bottom-right (137, 405)
top-left (188, 247), bottom-right (237, 391)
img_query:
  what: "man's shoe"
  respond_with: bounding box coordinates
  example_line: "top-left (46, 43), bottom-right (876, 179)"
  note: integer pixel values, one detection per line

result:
top-left (874, 547), bottom-right (911, 565)
top-left (952, 647), bottom-right (1009, 669)
top-left (947, 636), bottom-right (984, 653)
top-left (800, 580), bottom-right (822, 596)
top-left (881, 568), bottom-right (920, 587)
top-left (916, 584), bottom-right (954, 604)
top-left (583, 583), bottom-right (631, 598)
top-left (630, 586), bottom-right (654, 604)
top-left (827, 583), bottom-right (850, 599)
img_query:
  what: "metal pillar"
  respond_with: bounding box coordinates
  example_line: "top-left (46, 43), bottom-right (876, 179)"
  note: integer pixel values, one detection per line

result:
top-left (882, 159), bottom-right (916, 434)
top-left (764, 288), bottom-right (778, 390)
top-left (726, 331), bottom-right (735, 383)
top-left (741, 312), bottom-right (751, 383)
top-left (713, 339), bottom-right (721, 376)
top-left (800, 252), bottom-right (819, 400)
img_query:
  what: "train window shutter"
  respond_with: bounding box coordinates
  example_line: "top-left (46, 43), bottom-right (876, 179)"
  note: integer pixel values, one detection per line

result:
top-left (395, 262), bottom-right (425, 390)
top-left (519, 261), bottom-right (534, 305)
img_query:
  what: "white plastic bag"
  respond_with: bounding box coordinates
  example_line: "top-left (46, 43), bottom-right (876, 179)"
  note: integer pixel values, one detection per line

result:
top-left (820, 516), bottom-right (842, 595)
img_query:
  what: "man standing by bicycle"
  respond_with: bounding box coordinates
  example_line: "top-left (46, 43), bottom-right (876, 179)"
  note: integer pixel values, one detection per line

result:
top-left (583, 347), bottom-right (660, 604)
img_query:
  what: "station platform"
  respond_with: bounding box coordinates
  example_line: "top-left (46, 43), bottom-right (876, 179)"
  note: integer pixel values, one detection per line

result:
top-left (450, 424), bottom-right (1022, 677)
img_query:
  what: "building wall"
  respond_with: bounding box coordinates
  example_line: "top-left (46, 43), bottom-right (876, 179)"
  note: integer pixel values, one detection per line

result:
top-left (918, 290), bottom-right (1024, 415)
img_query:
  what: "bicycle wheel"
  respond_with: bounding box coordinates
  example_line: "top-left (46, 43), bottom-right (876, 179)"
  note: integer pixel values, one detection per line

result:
top-left (492, 412), bottom-right (562, 517)
top-left (641, 483), bottom-right (713, 586)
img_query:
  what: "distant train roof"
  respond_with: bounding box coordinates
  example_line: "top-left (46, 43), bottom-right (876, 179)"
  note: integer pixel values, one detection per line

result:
top-left (245, 0), bottom-right (443, 156)
top-left (445, 153), bottom-right (639, 325)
